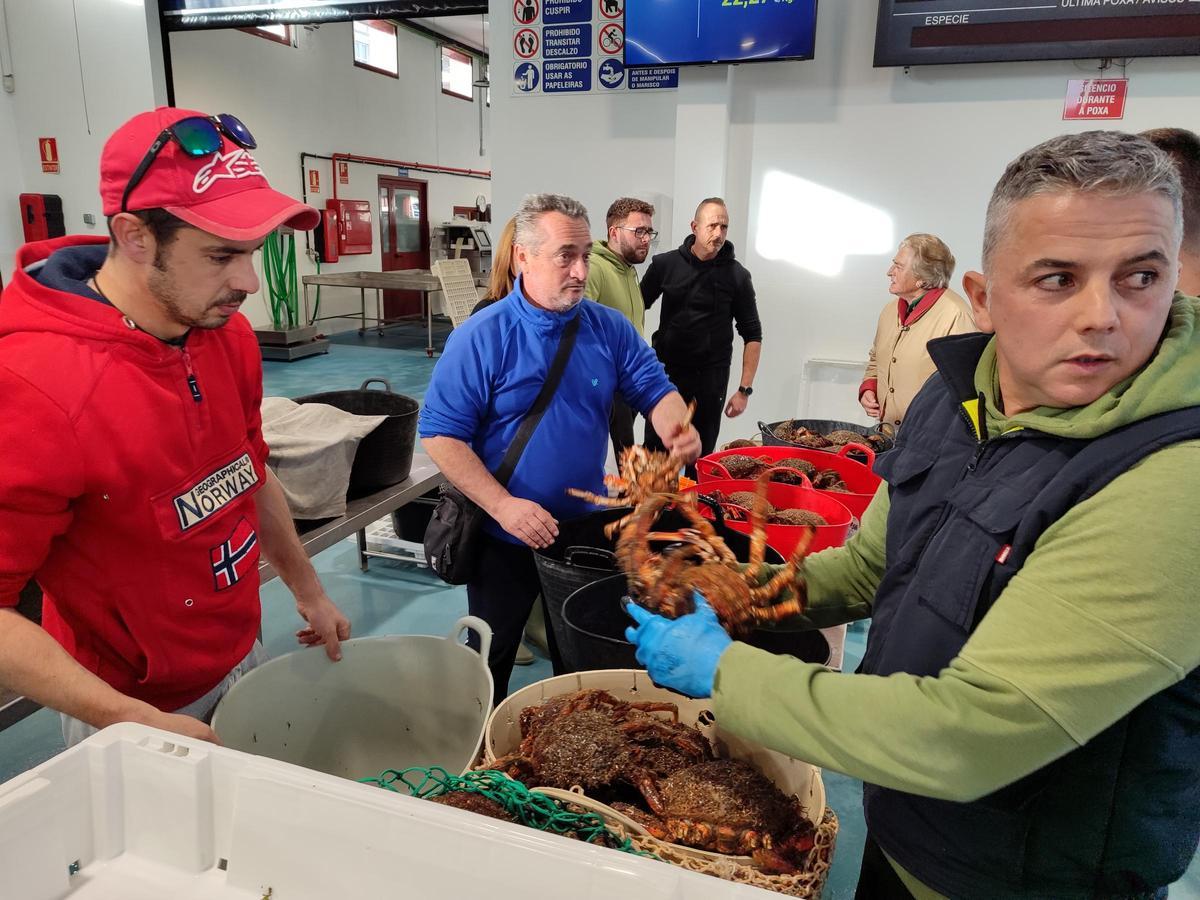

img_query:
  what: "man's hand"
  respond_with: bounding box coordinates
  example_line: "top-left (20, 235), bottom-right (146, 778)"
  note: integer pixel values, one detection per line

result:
top-left (115, 699), bottom-right (221, 743)
top-left (860, 390), bottom-right (881, 419)
top-left (138, 709), bottom-right (222, 744)
top-left (724, 390), bottom-right (749, 418)
top-left (625, 592), bottom-right (732, 698)
top-left (666, 423), bottom-right (702, 464)
top-left (494, 496), bottom-right (559, 549)
top-left (295, 593), bottom-right (351, 661)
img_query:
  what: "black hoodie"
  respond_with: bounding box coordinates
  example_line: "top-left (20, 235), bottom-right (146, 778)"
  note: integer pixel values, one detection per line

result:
top-left (640, 234), bottom-right (762, 369)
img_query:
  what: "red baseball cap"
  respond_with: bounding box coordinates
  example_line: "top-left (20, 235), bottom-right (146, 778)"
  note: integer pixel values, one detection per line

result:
top-left (100, 107), bottom-right (319, 240)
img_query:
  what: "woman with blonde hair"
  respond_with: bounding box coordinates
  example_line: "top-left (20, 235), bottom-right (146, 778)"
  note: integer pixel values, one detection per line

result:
top-left (859, 233), bottom-right (976, 431)
top-left (471, 216), bottom-right (517, 314)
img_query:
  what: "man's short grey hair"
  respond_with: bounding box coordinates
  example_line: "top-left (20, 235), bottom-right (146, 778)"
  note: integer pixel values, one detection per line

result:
top-left (514, 193), bottom-right (590, 252)
top-left (983, 131), bottom-right (1184, 269)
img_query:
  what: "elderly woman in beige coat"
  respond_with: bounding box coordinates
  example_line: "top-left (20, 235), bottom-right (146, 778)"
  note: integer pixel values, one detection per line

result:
top-left (859, 234), bottom-right (976, 431)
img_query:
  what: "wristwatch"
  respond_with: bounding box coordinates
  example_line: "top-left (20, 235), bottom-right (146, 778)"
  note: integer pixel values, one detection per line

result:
top-left (737, 386), bottom-right (753, 396)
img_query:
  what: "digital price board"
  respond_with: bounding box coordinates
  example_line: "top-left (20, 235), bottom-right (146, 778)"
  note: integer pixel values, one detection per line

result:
top-left (875, 0), bottom-right (1200, 67)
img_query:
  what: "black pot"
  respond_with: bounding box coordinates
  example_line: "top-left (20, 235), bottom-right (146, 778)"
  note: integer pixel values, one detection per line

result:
top-left (294, 378), bottom-right (419, 495)
top-left (759, 418), bottom-right (894, 461)
top-left (534, 499), bottom-right (785, 673)
top-left (560, 574), bottom-right (830, 674)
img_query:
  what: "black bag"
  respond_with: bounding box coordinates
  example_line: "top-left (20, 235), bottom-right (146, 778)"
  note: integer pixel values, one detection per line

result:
top-left (424, 316), bottom-right (581, 584)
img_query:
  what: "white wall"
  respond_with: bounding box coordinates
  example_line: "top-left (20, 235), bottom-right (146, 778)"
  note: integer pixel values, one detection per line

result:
top-left (0, 0), bottom-right (163, 276)
top-left (489, 0), bottom-right (1200, 444)
top-left (170, 22), bottom-right (492, 331)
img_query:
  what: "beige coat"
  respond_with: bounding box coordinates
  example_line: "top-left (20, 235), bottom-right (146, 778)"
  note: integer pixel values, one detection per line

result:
top-left (862, 288), bottom-right (977, 428)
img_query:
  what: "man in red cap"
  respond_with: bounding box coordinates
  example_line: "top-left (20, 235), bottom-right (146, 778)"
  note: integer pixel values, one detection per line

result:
top-left (0, 107), bottom-right (350, 745)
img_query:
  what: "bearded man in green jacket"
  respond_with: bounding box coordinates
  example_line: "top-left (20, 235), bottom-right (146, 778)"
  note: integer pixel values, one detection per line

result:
top-left (627, 131), bottom-right (1200, 900)
top-left (585, 197), bottom-right (657, 456)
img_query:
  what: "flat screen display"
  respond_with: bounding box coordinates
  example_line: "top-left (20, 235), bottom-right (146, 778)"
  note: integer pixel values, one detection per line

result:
top-left (474, 228), bottom-right (491, 249)
top-left (875, 0), bottom-right (1200, 67)
top-left (625, 0), bottom-right (818, 68)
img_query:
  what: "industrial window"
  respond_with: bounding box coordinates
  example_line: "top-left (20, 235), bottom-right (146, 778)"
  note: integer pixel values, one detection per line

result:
top-left (241, 24), bottom-right (292, 46)
top-left (354, 19), bottom-right (399, 78)
top-left (441, 46), bottom-right (473, 101)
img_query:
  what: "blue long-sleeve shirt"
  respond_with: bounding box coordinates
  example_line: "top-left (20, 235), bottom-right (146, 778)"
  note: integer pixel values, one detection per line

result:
top-left (419, 278), bottom-right (676, 542)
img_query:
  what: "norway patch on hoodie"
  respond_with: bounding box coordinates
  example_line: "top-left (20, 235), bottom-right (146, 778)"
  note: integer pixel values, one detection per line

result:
top-left (0, 236), bottom-right (269, 710)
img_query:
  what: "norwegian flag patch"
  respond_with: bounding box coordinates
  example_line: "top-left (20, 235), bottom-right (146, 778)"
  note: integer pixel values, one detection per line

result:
top-left (210, 517), bottom-right (259, 591)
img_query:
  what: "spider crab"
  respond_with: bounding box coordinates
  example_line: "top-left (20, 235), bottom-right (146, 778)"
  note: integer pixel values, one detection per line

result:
top-left (616, 471), bottom-right (813, 638)
top-left (567, 402), bottom-right (696, 538)
top-left (614, 759), bottom-right (817, 874)
top-left (486, 689), bottom-right (713, 808)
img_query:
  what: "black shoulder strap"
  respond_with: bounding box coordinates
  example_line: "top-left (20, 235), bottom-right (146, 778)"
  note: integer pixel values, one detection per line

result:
top-left (494, 314), bottom-right (581, 487)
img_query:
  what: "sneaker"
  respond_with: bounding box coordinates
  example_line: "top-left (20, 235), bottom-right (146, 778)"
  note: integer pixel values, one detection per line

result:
top-left (514, 642), bottom-right (535, 666)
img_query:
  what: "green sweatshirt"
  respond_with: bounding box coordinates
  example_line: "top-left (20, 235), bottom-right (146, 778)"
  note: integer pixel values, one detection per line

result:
top-left (714, 294), bottom-right (1200, 899)
top-left (585, 240), bottom-right (644, 336)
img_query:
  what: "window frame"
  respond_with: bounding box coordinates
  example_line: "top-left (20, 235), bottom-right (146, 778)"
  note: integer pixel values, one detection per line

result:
top-left (353, 19), bottom-right (400, 79)
top-left (239, 24), bottom-right (293, 46)
top-left (440, 45), bottom-right (474, 102)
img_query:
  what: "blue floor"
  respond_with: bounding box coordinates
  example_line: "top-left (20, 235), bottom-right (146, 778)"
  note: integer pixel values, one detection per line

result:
top-left (1, 336), bottom-right (1196, 899)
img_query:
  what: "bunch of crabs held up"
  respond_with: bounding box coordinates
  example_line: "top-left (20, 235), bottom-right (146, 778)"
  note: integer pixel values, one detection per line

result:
top-left (486, 688), bottom-right (816, 874)
top-left (566, 402), bottom-right (817, 638)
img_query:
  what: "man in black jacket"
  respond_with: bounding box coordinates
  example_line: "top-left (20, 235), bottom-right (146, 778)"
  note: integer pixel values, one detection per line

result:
top-left (641, 197), bottom-right (762, 461)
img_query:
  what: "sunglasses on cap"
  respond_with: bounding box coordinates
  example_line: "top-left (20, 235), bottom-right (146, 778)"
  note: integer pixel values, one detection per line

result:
top-left (121, 113), bottom-right (257, 213)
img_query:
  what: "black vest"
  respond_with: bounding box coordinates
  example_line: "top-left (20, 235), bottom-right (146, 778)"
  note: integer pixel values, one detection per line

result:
top-left (864, 333), bottom-right (1200, 899)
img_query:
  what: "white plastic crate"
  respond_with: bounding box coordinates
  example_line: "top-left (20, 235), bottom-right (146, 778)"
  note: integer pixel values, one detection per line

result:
top-left (0, 723), bottom-right (779, 899)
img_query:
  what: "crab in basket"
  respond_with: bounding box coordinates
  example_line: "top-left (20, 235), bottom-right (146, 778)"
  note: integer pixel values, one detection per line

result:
top-left (486, 689), bottom-right (714, 805)
top-left (615, 470), bottom-right (814, 638)
top-left (567, 402), bottom-right (696, 538)
top-left (613, 759), bottom-right (817, 875)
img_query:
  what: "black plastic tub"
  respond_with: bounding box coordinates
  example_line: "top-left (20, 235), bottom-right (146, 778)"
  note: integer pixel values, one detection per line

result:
top-left (294, 378), bottom-right (419, 495)
top-left (560, 574), bottom-right (830, 674)
top-left (535, 501), bottom-right (784, 672)
top-left (759, 418), bottom-right (894, 461)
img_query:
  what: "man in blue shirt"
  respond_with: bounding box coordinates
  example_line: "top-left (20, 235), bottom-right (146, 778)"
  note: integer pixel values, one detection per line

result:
top-left (420, 193), bottom-right (700, 701)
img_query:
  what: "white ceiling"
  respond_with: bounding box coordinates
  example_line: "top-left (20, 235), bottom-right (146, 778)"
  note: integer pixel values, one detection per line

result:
top-left (409, 14), bottom-right (490, 54)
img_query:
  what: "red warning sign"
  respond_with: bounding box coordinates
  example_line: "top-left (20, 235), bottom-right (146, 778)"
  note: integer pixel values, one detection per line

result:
top-left (514, 0), bottom-right (538, 24)
top-left (599, 23), bottom-right (623, 55)
top-left (337, 160), bottom-right (349, 184)
top-left (308, 169), bottom-right (320, 194)
top-left (599, 0), bottom-right (623, 19)
top-left (515, 27), bottom-right (539, 59)
top-left (1063, 79), bottom-right (1127, 121)
top-left (39, 137), bottom-right (60, 174)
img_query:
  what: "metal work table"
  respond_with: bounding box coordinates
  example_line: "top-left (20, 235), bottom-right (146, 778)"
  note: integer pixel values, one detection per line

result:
top-left (0, 455), bottom-right (445, 733)
top-left (302, 270), bottom-right (483, 357)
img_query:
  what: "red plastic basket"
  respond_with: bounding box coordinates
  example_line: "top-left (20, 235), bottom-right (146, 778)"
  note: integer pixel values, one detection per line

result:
top-left (681, 478), bottom-right (852, 556)
top-left (696, 444), bottom-right (881, 520)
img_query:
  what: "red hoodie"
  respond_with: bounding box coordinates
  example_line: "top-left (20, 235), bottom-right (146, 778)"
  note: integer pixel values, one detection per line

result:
top-left (0, 236), bottom-right (267, 710)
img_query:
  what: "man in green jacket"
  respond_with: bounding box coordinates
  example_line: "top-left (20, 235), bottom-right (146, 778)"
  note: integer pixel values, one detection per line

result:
top-left (627, 131), bottom-right (1200, 899)
top-left (585, 197), bottom-right (657, 456)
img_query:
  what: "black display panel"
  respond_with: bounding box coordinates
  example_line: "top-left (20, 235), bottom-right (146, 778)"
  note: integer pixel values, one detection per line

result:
top-left (875, 1), bottom-right (1200, 67)
top-left (160, 1), bottom-right (486, 31)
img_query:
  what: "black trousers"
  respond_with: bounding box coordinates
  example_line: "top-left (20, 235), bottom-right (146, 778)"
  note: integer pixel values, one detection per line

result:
top-left (853, 837), bottom-right (917, 900)
top-left (609, 396), bottom-right (637, 459)
top-left (466, 532), bottom-right (564, 705)
top-left (645, 363), bottom-right (730, 474)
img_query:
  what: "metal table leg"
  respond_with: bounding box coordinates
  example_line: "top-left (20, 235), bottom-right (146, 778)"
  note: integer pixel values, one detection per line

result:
top-left (359, 287), bottom-right (366, 333)
top-left (357, 527), bottom-right (369, 571)
top-left (425, 290), bottom-right (434, 357)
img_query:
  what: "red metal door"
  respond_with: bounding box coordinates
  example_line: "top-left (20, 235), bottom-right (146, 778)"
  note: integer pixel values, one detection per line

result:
top-left (378, 176), bottom-right (430, 318)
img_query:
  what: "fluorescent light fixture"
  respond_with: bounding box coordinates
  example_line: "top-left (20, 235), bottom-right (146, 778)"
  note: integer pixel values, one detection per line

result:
top-left (755, 170), bottom-right (894, 277)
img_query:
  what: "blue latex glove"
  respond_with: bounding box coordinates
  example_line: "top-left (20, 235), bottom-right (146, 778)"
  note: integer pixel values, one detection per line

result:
top-left (624, 591), bottom-right (732, 698)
